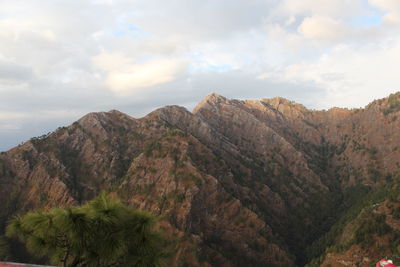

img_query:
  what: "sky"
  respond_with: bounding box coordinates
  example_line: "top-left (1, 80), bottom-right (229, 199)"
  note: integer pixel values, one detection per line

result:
top-left (1, 0), bottom-right (400, 151)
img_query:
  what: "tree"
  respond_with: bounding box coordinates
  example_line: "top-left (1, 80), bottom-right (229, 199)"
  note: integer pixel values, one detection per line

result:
top-left (0, 235), bottom-right (11, 260)
top-left (6, 193), bottom-right (167, 267)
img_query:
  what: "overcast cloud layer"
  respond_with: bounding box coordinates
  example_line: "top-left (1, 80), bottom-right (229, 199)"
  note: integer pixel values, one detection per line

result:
top-left (1, 0), bottom-right (400, 151)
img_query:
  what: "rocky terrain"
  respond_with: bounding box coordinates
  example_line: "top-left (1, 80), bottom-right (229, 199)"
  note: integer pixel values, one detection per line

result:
top-left (1, 92), bottom-right (400, 266)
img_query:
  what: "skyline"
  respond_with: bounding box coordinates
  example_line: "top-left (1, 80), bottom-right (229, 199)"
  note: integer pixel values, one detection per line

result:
top-left (1, 0), bottom-right (400, 151)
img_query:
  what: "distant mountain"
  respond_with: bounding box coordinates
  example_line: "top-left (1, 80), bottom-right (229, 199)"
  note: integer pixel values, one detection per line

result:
top-left (1, 92), bottom-right (400, 266)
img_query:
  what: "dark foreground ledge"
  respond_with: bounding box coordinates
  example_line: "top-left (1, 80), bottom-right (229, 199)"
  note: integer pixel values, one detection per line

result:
top-left (0, 263), bottom-right (54, 267)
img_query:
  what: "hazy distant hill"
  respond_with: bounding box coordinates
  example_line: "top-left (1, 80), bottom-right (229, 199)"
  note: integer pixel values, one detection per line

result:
top-left (1, 92), bottom-right (400, 266)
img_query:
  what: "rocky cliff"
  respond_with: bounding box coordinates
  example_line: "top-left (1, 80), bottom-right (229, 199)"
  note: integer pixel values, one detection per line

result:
top-left (1, 92), bottom-right (400, 266)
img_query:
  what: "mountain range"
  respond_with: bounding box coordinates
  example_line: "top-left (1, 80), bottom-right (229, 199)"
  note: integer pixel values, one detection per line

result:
top-left (1, 92), bottom-right (400, 266)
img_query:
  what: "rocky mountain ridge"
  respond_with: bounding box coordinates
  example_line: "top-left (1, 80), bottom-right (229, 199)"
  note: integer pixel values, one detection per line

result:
top-left (1, 92), bottom-right (400, 266)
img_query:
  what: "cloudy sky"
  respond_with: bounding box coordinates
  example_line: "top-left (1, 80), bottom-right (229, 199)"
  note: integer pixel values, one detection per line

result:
top-left (1, 0), bottom-right (400, 151)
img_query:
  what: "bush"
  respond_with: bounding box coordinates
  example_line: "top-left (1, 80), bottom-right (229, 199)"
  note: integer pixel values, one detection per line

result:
top-left (393, 207), bottom-right (400, 219)
top-left (354, 214), bottom-right (391, 247)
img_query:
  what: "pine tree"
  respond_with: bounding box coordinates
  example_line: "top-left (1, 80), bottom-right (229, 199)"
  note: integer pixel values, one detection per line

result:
top-left (6, 193), bottom-right (167, 267)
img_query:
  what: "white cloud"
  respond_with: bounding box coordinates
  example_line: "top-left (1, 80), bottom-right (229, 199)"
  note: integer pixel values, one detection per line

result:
top-left (92, 52), bottom-right (132, 71)
top-left (278, 0), bottom-right (365, 19)
top-left (0, 18), bottom-right (57, 42)
top-left (369, 0), bottom-right (400, 25)
top-left (298, 16), bottom-right (350, 42)
top-left (260, 41), bottom-right (400, 108)
top-left (0, 112), bottom-right (29, 120)
top-left (93, 53), bottom-right (187, 94)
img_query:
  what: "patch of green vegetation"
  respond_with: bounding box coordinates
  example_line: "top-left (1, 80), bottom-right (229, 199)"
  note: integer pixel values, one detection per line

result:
top-left (393, 206), bottom-right (400, 219)
top-left (0, 158), bottom-right (13, 178)
top-left (303, 119), bottom-right (319, 129)
top-left (130, 131), bottom-right (145, 141)
top-left (141, 184), bottom-right (155, 194)
top-left (30, 134), bottom-right (50, 151)
top-left (21, 150), bottom-right (37, 169)
top-left (39, 193), bottom-right (49, 205)
top-left (384, 92), bottom-right (400, 115)
top-left (306, 180), bottom-right (400, 265)
top-left (55, 143), bottom-right (96, 202)
top-left (163, 128), bottom-right (188, 138)
top-left (354, 143), bottom-right (366, 151)
top-left (175, 193), bottom-right (186, 203)
top-left (336, 142), bottom-right (347, 155)
top-left (354, 214), bottom-right (391, 248)
top-left (368, 166), bottom-right (382, 182)
top-left (144, 139), bottom-right (162, 157)
top-left (306, 184), bottom-right (376, 263)
top-left (148, 166), bottom-right (157, 173)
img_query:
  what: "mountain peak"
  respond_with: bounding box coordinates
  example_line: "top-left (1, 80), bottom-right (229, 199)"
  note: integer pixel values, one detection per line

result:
top-left (192, 93), bottom-right (229, 114)
top-left (261, 97), bottom-right (306, 111)
top-left (107, 109), bottom-right (126, 116)
top-left (203, 92), bottom-right (227, 101)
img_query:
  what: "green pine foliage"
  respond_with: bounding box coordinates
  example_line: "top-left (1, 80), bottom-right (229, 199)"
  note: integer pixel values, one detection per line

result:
top-left (6, 193), bottom-right (167, 267)
top-left (0, 235), bottom-right (11, 260)
top-left (305, 179), bottom-right (400, 266)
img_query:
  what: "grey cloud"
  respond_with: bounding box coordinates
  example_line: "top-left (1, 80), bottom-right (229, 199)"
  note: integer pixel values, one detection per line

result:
top-left (0, 114), bottom-right (81, 152)
top-left (0, 60), bottom-right (33, 82)
top-left (120, 0), bottom-right (275, 41)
